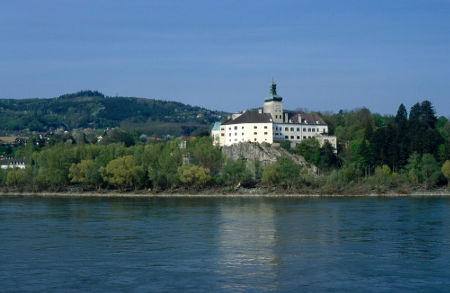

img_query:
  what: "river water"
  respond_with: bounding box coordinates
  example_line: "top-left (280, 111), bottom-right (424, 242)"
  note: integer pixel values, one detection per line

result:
top-left (1, 196), bottom-right (449, 292)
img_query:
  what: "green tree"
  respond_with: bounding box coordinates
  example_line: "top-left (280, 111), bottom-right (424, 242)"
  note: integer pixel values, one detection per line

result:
top-left (374, 164), bottom-right (391, 185)
top-left (296, 138), bottom-right (320, 164)
top-left (34, 143), bottom-right (76, 189)
top-left (0, 168), bottom-right (5, 186)
top-left (420, 154), bottom-right (440, 189)
top-left (261, 164), bottom-right (279, 186)
top-left (222, 158), bottom-right (253, 187)
top-left (69, 159), bottom-right (102, 190)
top-left (6, 169), bottom-right (25, 187)
top-left (190, 136), bottom-right (223, 174)
top-left (152, 141), bottom-right (183, 189)
top-left (132, 165), bottom-right (146, 190)
top-left (262, 157), bottom-right (302, 190)
top-left (441, 160), bottom-right (450, 188)
top-left (100, 156), bottom-right (138, 191)
top-left (178, 165), bottom-right (210, 189)
top-left (317, 141), bottom-right (338, 170)
top-left (395, 103), bottom-right (408, 125)
top-left (405, 152), bottom-right (422, 184)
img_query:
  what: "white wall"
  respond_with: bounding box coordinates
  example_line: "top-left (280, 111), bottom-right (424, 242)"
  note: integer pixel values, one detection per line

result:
top-left (273, 123), bottom-right (328, 142)
top-left (223, 123), bottom-right (273, 146)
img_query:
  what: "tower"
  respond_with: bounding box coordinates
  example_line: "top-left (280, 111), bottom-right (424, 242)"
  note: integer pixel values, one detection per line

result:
top-left (263, 78), bottom-right (283, 123)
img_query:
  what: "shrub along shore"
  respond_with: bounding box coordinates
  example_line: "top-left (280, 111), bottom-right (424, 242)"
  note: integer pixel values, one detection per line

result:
top-left (0, 136), bottom-right (448, 196)
top-left (1, 100), bottom-right (449, 195)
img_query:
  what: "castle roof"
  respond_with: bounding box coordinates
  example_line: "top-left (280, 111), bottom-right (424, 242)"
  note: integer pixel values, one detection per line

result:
top-left (287, 112), bottom-right (326, 125)
top-left (222, 110), bottom-right (272, 125)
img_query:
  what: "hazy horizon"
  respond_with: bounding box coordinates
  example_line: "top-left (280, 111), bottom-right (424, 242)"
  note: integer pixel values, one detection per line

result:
top-left (1, 0), bottom-right (449, 116)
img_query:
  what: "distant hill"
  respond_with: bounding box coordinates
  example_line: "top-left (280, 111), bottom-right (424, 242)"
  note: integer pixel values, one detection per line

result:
top-left (0, 90), bottom-right (228, 136)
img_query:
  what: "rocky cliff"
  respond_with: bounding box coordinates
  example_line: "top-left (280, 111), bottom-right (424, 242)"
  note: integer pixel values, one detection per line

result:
top-left (222, 142), bottom-right (307, 166)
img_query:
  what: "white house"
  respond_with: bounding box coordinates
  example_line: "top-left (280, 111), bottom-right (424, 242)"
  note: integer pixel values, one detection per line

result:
top-left (0, 158), bottom-right (26, 169)
top-left (212, 80), bottom-right (337, 149)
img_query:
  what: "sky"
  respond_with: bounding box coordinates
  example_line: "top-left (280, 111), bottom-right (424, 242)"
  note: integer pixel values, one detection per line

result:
top-left (1, 0), bottom-right (449, 116)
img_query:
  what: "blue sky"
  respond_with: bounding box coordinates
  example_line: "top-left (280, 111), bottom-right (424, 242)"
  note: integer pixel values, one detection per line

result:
top-left (1, 0), bottom-right (449, 116)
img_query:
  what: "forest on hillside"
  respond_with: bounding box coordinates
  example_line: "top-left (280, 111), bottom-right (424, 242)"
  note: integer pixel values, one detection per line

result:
top-left (1, 100), bottom-right (449, 194)
top-left (0, 90), bottom-right (227, 136)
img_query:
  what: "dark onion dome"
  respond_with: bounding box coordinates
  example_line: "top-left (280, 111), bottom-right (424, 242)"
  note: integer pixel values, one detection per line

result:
top-left (264, 80), bottom-right (282, 102)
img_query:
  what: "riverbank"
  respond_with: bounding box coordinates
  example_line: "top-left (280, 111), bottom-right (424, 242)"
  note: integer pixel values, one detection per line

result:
top-left (1, 188), bottom-right (449, 198)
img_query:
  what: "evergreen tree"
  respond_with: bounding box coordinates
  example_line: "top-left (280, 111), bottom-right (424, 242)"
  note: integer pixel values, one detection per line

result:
top-left (318, 141), bottom-right (338, 170)
top-left (409, 103), bottom-right (422, 121)
top-left (395, 104), bottom-right (408, 125)
top-left (420, 100), bottom-right (437, 128)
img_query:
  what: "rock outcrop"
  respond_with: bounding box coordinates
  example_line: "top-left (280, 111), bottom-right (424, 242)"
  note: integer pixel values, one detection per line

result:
top-left (222, 142), bottom-right (307, 166)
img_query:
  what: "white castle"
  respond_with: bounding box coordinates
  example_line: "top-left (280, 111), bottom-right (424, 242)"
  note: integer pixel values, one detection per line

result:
top-left (211, 79), bottom-right (337, 149)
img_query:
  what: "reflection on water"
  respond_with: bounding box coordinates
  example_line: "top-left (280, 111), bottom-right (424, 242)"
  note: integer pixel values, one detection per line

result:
top-left (0, 196), bottom-right (449, 292)
top-left (217, 200), bottom-right (278, 291)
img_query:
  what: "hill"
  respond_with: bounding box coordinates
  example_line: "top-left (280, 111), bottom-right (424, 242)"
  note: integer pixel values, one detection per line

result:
top-left (0, 91), bottom-right (227, 136)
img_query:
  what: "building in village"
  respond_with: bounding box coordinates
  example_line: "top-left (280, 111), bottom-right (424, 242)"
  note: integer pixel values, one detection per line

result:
top-left (211, 80), bottom-right (337, 149)
top-left (0, 158), bottom-right (26, 169)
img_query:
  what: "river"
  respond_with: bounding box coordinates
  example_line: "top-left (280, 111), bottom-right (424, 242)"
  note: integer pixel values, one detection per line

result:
top-left (1, 196), bottom-right (449, 292)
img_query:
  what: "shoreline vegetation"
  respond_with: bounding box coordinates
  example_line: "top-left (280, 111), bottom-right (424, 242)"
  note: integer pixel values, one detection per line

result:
top-left (1, 188), bottom-right (450, 198)
top-left (1, 100), bottom-right (449, 195)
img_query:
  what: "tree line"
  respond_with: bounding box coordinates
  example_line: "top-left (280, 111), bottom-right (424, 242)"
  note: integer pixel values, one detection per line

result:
top-left (0, 100), bottom-right (449, 194)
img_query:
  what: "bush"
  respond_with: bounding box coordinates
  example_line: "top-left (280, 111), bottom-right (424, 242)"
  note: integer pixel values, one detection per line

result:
top-left (178, 165), bottom-right (210, 189)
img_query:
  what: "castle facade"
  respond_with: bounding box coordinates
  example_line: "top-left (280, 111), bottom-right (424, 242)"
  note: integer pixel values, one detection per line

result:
top-left (211, 80), bottom-right (337, 149)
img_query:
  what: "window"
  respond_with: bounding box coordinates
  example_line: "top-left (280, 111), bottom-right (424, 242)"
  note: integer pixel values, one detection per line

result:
top-left (297, 136), bottom-right (300, 139)
top-left (229, 133), bottom-right (231, 137)
top-left (221, 128), bottom-right (224, 131)
top-left (254, 138), bottom-right (257, 141)
top-left (303, 136), bottom-right (306, 139)
top-left (254, 132), bottom-right (257, 135)
top-left (242, 126), bottom-right (244, 129)
top-left (290, 127), bottom-right (294, 131)
top-left (297, 128), bottom-right (300, 131)
top-left (254, 126), bottom-right (257, 129)
top-left (234, 133), bottom-right (237, 136)
top-left (264, 132), bottom-right (268, 135)
top-left (221, 133), bottom-right (224, 136)
top-left (242, 133), bottom-right (244, 136)
top-left (285, 127), bottom-right (288, 131)
top-left (234, 126), bottom-right (238, 130)
top-left (264, 126), bottom-right (267, 129)
top-left (291, 136), bottom-right (294, 139)
top-left (229, 127), bottom-right (231, 130)
top-left (308, 128), bottom-right (311, 132)
top-left (312, 128), bottom-right (315, 132)
top-left (303, 128), bottom-right (306, 132)
top-left (285, 136), bottom-right (288, 139)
